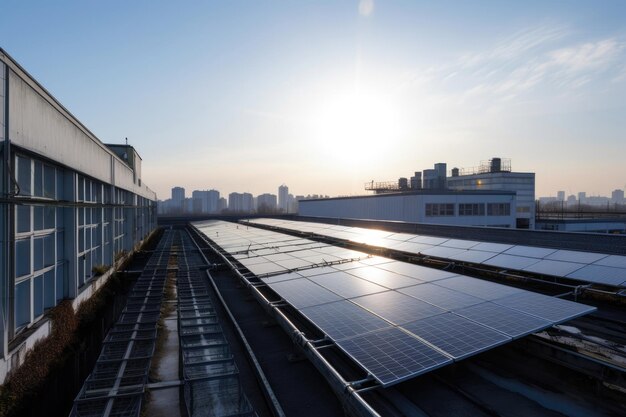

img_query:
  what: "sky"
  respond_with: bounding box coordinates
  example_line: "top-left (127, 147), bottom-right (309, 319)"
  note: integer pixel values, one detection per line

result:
top-left (2, 0), bottom-right (626, 200)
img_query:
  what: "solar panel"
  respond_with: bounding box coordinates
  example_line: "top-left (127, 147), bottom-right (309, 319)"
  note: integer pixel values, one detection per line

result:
top-left (346, 267), bottom-right (421, 289)
top-left (435, 276), bottom-right (524, 300)
top-left (243, 262), bottom-right (286, 275)
top-left (522, 259), bottom-right (585, 277)
top-left (420, 246), bottom-right (468, 258)
top-left (335, 327), bottom-right (452, 386)
top-left (452, 302), bottom-right (551, 337)
top-left (399, 283), bottom-right (484, 310)
top-left (351, 291), bottom-right (445, 325)
top-left (267, 279), bottom-right (342, 308)
top-left (308, 272), bottom-right (387, 299)
top-left (565, 264), bottom-right (626, 286)
top-left (409, 236), bottom-right (449, 245)
top-left (472, 242), bottom-right (514, 253)
top-left (274, 258), bottom-right (314, 270)
top-left (482, 254), bottom-right (542, 270)
top-left (401, 313), bottom-right (510, 359)
top-left (440, 239), bottom-right (481, 250)
top-left (378, 262), bottom-right (458, 282)
top-left (298, 300), bottom-right (391, 340)
top-left (504, 246), bottom-right (557, 259)
top-left (593, 255), bottom-right (626, 269)
top-left (261, 272), bottom-right (303, 284)
top-left (493, 292), bottom-right (596, 322)
top-left (545, 250), bottom-right (607, 264)
top-left (447, 250), bottom-right (498, 264)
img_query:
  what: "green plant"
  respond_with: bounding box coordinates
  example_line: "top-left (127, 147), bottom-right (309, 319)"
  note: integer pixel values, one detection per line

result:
top-left (92, 264), bottom-right (109, 276)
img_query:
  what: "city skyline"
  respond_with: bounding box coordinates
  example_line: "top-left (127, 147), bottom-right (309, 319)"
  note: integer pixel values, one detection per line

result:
top-left (2, 1), bottom-right (625, 199)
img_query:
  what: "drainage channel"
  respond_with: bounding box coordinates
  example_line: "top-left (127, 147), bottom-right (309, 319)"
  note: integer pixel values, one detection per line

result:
top-left (70, 231), bottom-right (173, 416)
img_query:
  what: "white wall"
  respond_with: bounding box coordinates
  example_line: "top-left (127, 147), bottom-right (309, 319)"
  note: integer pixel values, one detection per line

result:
top-left (299, 193), bottom-right (516, 227)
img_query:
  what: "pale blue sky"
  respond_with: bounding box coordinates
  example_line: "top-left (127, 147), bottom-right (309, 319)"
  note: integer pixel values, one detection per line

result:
top-left (2, 1), bottom-right (625, 199)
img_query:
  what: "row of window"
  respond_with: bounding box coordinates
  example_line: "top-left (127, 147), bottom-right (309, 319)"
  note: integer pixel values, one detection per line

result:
top-left (11, 153), bottom-right (156, 331)
top-left (425, 203), bottom-right (512, 217)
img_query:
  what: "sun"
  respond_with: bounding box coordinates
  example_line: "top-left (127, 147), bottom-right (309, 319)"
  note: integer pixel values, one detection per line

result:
top-left (310, 90), bottom-right (401, 166)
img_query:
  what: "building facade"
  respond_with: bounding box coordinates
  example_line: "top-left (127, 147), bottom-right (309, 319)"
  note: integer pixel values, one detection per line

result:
top-left (298, 191), bottom-right (517, 227)
top-left (0, 49), bottom-right (157, 381)
top-left (446, 161), bottom-right (535, 229)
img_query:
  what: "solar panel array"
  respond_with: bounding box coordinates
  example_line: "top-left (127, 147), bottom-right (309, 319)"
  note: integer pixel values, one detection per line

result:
top-left (246, 218), bottom-right (626, 288)
top-left (194, 220), bottom-right (595, 387)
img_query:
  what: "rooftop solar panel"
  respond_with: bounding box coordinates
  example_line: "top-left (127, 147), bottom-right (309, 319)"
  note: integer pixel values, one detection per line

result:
top-left (493, 292), bottom-right (596, 322)
top-left (420, 246), bottom-right (468, 258)
top-left (401, 313), bottom-right (510, 359)
top-left (243, 262), bottom-right (286, 276)
top-left (522, 259), bottom-right (585, 277)
top-left (471, 242), bottom-right (514, 253)
top-left (260, 272), bottom-right (304, 284)
top-left (266, 279), bottom-right (342, 308)
top-left (452, 302), bottom-right (551, 338)
top-left (309, 272), bottom-right (388, 299)
top-left (447, 250), bottom-right (498, 264)
top-left (435, 276), bottom-right (524, 300)
top-left (409, 236), bottom-right (449, 245)
top-left (565, 264), bottom-right (626, 286)
top-left (351, 291), bottom-right (445, 325)
top-left (347, 267), bottom-right (421, 289)
top-left (593, 255), bottom-right (626, 269)
top-left (440, 239), bottom-right (481, 250)
top-left (378, 262), bottom-right (458, 282)
top-left (545, 250), bottom-right (608, 264)
top-left (399, 283), bottom-right (484, 310)
top-left (482, 254), bottom-right (542, 270)
top-left (504, 246), bottom-right (557, 259)
top-left (298, 300), bottom-right (391, 340)
top-left (335, 327), bottom-right (452, 386)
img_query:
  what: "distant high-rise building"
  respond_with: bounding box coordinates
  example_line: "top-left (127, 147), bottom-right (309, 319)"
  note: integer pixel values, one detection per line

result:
top-left (218, 197), bottom-right (228, 212)
top-left (228, 192), bottom-right (254, 213)
top-left (172, 187), bottom-right (185, 211)
top-left (557, 191), bottom-right (565, 201)
top-left (567, 195), bottom-right (577, 206)
top-left (279, 184), bottom-right (289, 212)
top-left (578, 192), bottom-right (587, 204)
top-left (191, 189), bottom-right (221, 213)
top-left (257, 193), bottom-right (278, 212)
top-left (611, 189), bottom-right (624, 204)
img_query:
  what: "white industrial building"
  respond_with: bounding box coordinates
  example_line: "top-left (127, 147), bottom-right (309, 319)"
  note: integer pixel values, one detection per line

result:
top-left (299, 190), bottom-right (517, 227)
top-left (446, 158), bottom-right (535, 229)
top-left (0, 49), bottom-right (157, 381)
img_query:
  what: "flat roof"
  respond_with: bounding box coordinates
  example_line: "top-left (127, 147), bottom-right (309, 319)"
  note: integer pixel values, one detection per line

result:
top-left (299, 189), bottom-right (516, 202)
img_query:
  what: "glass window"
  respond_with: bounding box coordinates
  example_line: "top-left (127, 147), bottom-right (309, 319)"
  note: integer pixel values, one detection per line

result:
top-left (44, 206), bottom-right (55, 229)
top-left (459, 203), bottom-right (485, 216)
top-left (34, 206), bottom-right (44, 230)
top-left (43, 164), bottom-right (55, 198)
top-left (44, 270), bottom-right (55, 309)
top-left (16, 205), bottom-right (31, 233)
top-left (56, 263), bottom-right (66, 302)
top-left (15, 280), bottom-right (31, 328)
top-left (487, 203), bottom-right (511, 216)
top-left (34, 161), bottom-right (43, 197)
top-left (33, 275), bottom-right (44, 317)
top-left (17, 155), bottom-right (31, 196)
top-left (56, 231), bottom-right (65, 260)
top-left (77, 176), bottom-right (84, 201)
top-left (34, 237), bottom-right (44, 271)
top-left (15, 239), bottom-right (31, 277)
top-left (425, 203), bottom-right (455, 216)
top-left (44, 234), bottom-right (55, 267)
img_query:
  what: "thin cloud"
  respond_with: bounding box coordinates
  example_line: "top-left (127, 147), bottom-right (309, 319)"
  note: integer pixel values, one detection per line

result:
top-left (358, 0), bottom-right (374, 17)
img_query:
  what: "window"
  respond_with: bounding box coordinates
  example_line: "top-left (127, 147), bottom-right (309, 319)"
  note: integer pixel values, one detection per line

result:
top-left (17, 155), bottom-right (31, 196)
top-left (425, 203), bottom-right (455, 216)
top-left (15, 239), bottom-right (31, 277)
top-left (487, 203), bottom-right (511, 216)
top-left (459, 203), bottom-right (485, 216)
top-left (15, 281), bottom-right (31, 328)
